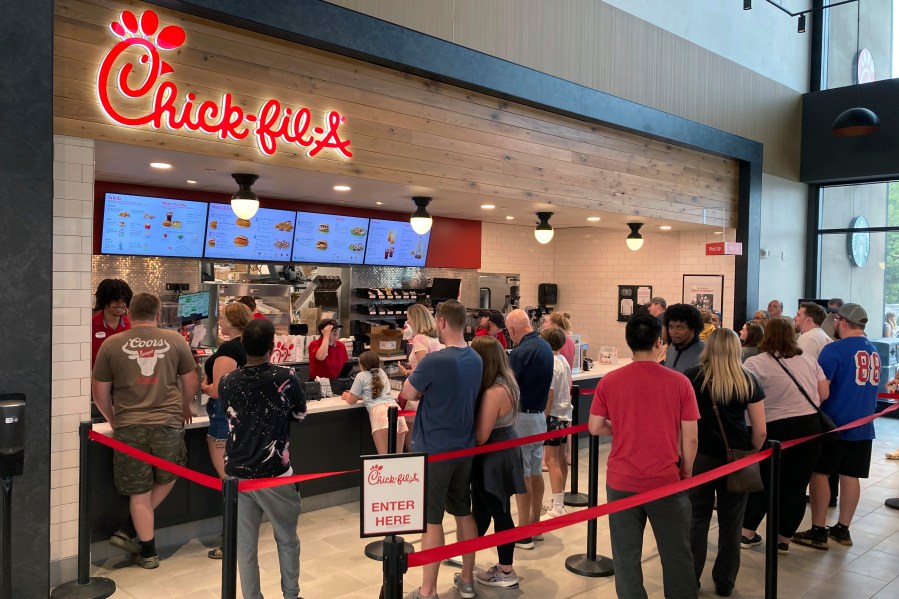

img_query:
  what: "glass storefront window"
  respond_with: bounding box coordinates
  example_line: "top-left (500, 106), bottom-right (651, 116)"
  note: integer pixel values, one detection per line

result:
top-left (817, 181), bottom-right (899, 342)
top-left (823, 0), bottom-right (896, 89)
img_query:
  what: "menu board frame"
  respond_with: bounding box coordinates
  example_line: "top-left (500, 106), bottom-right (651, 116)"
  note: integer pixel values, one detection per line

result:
top-left (203, 203), bottom-right (297, 263)
top-left (99, 192), bottom-right (210, 259)
top-left (362, 218), bottom-right (431, 267)
top-left (292, 211), bottom-right (371, 265)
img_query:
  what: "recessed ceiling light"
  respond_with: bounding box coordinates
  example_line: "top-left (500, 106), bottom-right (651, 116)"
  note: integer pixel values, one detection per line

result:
top-left (333, 185), bottom-right (351, 192)
top-left (505, 216), bottom-right (515, 220)
top-left (150, 162), bottom-right (172, 169)
top-left (481, 204), bottom-right (496, 209)
top-left (186, 180), bottom-right (197, 184)
top-left (713, 231), bottom-right (724, 235)
top-left (659, 225), bottom-right (672, 231)
top-left (587, 216), bottom-right (601, 222)
top-left (376, 201), bottom-right (384, 205)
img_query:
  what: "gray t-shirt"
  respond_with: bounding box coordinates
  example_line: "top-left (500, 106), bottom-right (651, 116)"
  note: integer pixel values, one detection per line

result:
top-left (664, 337), bottom-right (705, 374)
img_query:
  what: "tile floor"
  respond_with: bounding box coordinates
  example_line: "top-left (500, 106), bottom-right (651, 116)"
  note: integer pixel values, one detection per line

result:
top-left (84, 417), bottom-right (899, 598)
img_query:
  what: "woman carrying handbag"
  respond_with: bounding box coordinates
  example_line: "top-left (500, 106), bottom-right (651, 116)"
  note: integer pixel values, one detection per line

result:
top-left (740, 317), bottom-right (830, 555)
top-left (685, 329), bottom-right (766, 597)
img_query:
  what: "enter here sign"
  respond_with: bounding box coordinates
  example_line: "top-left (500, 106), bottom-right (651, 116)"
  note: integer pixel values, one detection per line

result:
top-left (360, 453), bottom-right (427, 537)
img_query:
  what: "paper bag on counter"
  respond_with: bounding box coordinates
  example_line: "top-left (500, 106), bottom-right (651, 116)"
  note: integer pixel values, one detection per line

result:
top-left (271, 335), bottom-right (296, 363)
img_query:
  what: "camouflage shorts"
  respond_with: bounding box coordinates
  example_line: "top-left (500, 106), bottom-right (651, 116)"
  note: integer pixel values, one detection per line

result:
top-left (113, 425), bottom-right (186, 495)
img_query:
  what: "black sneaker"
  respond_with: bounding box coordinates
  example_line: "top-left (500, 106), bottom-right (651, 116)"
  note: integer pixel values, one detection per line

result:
top-left (777, 542), bottom-right (789, 555)
top-left (740, 533), bottom-right (762, 549)
top-left (793, 527), bottom-right (828, 550)
top-left (827, 524), bottom-right (853, 546)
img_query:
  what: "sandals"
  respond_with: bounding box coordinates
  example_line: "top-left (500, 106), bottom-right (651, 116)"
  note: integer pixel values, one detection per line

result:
top-left (886, 450), bottom-right (899, 460)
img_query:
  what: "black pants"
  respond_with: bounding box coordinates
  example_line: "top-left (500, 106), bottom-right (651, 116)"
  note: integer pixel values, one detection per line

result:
top-left (743, 414), bottom-right (822, 537)
top-left (689, 453), bottom-right (748, 591)
top-left (471, 482), bottom-right (516, 565)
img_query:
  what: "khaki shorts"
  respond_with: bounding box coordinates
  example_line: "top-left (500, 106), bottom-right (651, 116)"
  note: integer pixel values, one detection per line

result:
top-left (113, 425), bottom-right (186, 495)
top-left (369, 402), bottom-right (409, 434)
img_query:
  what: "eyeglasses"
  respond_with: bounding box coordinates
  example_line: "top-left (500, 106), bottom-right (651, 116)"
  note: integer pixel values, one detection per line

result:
top-left (832, 315), bottom-right (843, 323)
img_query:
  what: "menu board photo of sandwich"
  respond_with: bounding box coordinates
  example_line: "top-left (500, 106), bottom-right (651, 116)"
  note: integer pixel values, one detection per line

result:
top-left (363, 219), bottom-right (431, 267)
top-left (292, 212), bottom-right (370, 264)
top-left (100, 193), bottom-right (208, 258)
top-left (203, 203), bottom-right (296, 261)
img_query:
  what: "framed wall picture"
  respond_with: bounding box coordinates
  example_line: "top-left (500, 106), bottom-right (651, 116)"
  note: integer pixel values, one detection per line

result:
top-left (682, 274), bottom-right (724, 313)
top-left (617, 285), bottom-right (653, 322)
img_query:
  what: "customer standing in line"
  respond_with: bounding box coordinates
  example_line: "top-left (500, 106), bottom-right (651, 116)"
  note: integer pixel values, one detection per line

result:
top-left (397, 303), bottom-right (443, 451)
top-left (540, 326), bottom-right (573, 519)
top-left (589, 314), bottom-right (699, 599)
top-left (199, 301), bottom-right (252, 559)
top-left (219, 318), bottom-right (306, 599)
top-left (402, 300), bottom-right (483, 599)
top-left (740, 317), bottom-right (829, 554)
top-left (92, 293), bottom-right (198, 569)
top-left (505, 309), bottom-right (554, 551)
top-left (739, 321), bottom-right (764, 362)
top-left (342, 350), bottom-right (408, 454)
top-left (663, 303), bottom-right (706, 374)
top-left (684, 329), bottom-right (766, 597)
top-left (469, 336), bottom-right (526, 590)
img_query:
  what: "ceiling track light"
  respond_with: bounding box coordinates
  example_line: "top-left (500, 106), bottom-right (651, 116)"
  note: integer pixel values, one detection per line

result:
top-left (534, 212), bottom-right (554, 244)
top-left (230, 173), bottom-right (260, 220)
top-left (832, 1), bottom-right (880, 136)
top-left (410, 196), bottom-right (433, 234)
top-left (626, 222), bottom-right (644, 251)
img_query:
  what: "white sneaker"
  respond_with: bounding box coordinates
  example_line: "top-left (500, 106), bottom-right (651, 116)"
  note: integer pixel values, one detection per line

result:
top-left (542, 505), bottom-right (566, 519)
top-left (514, 539), bottom-right (535, 550)
top-left (476, 564), bottom-right (520, 589)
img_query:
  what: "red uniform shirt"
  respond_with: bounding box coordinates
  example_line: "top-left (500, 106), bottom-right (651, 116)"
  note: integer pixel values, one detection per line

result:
top-left (307, 336), bottom-right (349, 379)
top-left (252, 312), bottom-right (267, 320)
top-left (590, 361), bottom-right (699, 493)
top-left (91, 310), bottom-right (131, 366)
top-left (475, 328), bottom-right (507, 349)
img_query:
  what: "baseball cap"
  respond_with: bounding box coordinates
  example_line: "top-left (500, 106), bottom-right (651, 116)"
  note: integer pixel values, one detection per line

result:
top-left (476, 309), bottom-right (491, 319)
top-left (837, 303), bottom-right (868, 327)
top-left (317, 318), bottom-right (343, 333)
top-left (488, 311), bottom-right (506, 328)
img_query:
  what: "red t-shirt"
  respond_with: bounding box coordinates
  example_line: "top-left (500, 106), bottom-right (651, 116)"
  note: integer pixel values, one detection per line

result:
top-left (91, 310), bottom-right (131, 366)
top-left (307, 336), bottom-right (349, 379)
top-left (590, 361), bottom-right (699, 493)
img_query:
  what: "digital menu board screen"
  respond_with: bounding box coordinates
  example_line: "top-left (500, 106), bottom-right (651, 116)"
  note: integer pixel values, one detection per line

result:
top-left (363, 219), bottom-right (431, 267)
top-left (292, 212), bottom-right (370, 264)
top-left (100, 193), bottom-right (208, 258)
top-left (203, 203), bottom-right (296, 262)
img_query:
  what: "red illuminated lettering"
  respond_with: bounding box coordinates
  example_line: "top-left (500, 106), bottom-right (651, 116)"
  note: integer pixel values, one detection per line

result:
top-left (97, 10), bottom-right (351, 158)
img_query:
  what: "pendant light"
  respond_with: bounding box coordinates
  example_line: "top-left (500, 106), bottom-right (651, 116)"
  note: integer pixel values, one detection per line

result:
top-left (410, 196), bottom-right (433, 234)
top-left (626, 223), bottom-right (644, 251)
top-left (534, 212), bottom-right (554, 244)
top-left (230, 173), bottom-right (260, 220)
top-left (832, 0), bottom-right (881, 136)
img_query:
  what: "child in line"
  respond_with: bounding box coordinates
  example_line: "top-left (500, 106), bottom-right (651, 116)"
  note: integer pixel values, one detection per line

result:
top-left (342, 351), bottom-right (407, 453)
top-left (540, 327), bottom-right (573, 518)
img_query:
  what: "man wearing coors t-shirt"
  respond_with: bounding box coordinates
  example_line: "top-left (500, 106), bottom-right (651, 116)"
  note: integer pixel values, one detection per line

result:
top-left (92, 292), bottom-right (198, 569)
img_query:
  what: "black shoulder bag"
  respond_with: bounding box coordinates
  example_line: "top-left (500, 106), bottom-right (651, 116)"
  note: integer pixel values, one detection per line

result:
top-left (710, 399), bottom-right (764, 493)
top-left (773, 356), bottom-right (840, 443)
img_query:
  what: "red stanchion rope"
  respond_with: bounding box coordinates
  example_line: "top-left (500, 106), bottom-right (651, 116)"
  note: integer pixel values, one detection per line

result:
top-left (406, 397), bottom-right (899, 567)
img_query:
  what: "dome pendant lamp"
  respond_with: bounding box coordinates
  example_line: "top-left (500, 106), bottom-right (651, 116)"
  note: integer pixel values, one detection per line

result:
top-left (410, 196), bottom-right (433, 234)
top-left (534, 212), bottom-right (554, 244)
top-left (626, 222), bottom-right (644, 251)
top-left (230, 173), bottom-right (260, 220)
top-left (832, 0), bottom-right (881, 137)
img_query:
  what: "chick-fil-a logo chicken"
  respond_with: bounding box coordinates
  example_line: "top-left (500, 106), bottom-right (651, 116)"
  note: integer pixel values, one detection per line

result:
top-left (97, 10), bottom-right (352, 158)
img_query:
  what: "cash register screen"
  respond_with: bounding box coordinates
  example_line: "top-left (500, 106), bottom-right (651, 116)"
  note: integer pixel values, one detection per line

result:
top-left (178, 291), bottom-right (210, 323)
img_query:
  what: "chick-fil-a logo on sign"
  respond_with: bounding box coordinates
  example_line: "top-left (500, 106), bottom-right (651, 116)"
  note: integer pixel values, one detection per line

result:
top-left (97, 10), bottom-right (352, 158)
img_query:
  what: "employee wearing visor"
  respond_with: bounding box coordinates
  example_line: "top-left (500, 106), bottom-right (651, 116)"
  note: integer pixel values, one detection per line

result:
top-left (91, 278), bottom-right (133, 365)
top-left (308, 318), bottom-right (349, 380)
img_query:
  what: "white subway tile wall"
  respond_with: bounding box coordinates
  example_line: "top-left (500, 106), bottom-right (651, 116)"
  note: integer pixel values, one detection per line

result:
top-left (50, 135), bottom-right (95, 561)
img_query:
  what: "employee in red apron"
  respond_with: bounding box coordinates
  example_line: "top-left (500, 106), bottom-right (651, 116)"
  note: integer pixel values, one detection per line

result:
top-left (308, 318), bottom-right (348, 380)
top-left (91, 278), bottom-right (133, 365)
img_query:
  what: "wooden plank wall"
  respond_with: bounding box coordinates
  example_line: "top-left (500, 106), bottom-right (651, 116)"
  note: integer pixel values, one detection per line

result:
top-left (54, 0), bottom-right (738, 228)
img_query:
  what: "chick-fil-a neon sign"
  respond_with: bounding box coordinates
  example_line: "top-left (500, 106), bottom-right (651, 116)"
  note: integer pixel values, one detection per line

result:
top-left (97, 10), bottom-right (352, 158)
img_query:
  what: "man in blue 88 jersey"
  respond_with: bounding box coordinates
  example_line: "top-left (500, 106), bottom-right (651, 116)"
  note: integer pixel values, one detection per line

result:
top-left (794, 303), bottom-right (879, 551)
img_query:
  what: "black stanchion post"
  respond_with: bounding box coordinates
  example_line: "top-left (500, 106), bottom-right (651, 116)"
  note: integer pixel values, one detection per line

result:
top-left (764, 440), bottom-right (781, 599)
top-left (221, 477), bottom-right (239, 599)
top-left (366, 407), bottom-right (414, 562)
top-left (50, 422), bottom-right (115, 599)
top-left (565, 385), bottom-right (588, 507)
top-left (565, 433), bottom-right (613, 576)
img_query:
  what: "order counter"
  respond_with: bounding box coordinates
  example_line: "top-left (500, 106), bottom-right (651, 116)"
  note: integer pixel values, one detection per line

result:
top-left (88, 358), bottom-right (631, 543)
